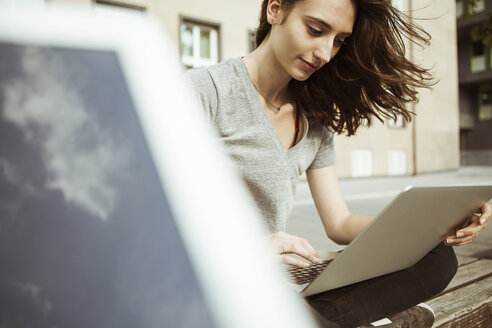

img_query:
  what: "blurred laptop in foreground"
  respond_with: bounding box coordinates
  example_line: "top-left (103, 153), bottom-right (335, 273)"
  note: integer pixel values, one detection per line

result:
top-left (0, 8), bottom-right (317, 328)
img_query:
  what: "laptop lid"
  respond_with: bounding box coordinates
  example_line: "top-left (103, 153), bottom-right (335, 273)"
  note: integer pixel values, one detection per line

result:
top-left (303, 185), bottom-right (492, 296)
top-left (0, 9), bottom-right (317, 327)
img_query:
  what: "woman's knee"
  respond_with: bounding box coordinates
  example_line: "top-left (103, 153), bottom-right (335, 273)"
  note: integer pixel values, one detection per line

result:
top-left (423, 243), bottom-right (458, 295)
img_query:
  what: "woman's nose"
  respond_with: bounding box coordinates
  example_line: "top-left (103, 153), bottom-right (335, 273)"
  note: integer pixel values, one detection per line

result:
top-left (314, 38), bottom-right (334, 64)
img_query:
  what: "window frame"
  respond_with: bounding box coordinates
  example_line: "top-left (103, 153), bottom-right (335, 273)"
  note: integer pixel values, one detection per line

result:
top-left (471, 39), bottom-right (487, 73)
top-left (387, 149), bottom-right (407, 176)
top-left (457, 0), bottom-right (464, 18)
top-left (478, 85), bottom-right (492, 121)
top-left (248, 29), bottom-right (256, 53)
top-left (468, 0), bottom-right (486, 15)
top-left (93, 0), bottom-right (146, 15)
top-left (386, 115), bottom-right (407, 129)
top-left (350, 149), bottom-right (373, 178)
top-left (391, 0), bottom-right (405, 11)
top-left (179, 16), bottom-right (221, 69)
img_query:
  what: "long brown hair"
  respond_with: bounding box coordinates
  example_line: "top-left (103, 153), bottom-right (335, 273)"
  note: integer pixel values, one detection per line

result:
top-left (255, 0), bottom-right (434, 136)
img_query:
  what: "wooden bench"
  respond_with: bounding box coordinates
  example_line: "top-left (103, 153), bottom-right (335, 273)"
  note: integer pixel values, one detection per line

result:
top-left (427, 256), bottom-right (492, 327)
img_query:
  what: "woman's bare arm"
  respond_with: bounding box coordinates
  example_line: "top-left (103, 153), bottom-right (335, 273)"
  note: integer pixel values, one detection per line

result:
top-left (306, 166), bottom-right (374, 245)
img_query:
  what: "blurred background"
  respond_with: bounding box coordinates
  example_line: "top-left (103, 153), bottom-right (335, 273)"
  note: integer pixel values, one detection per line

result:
top-left (0, 0), bottom-right (491, 271)
top-left (1, 3), bottom-right (490, 326)
top-left (2, 0), bottom-right (490, 178)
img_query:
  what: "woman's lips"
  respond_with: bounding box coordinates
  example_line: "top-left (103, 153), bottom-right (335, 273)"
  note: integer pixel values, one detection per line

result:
top-left (300, 58), bottom-right (319, 72)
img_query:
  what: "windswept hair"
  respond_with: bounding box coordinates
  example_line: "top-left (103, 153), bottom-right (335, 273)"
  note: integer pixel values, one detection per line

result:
top-left (255, 0), bottom-right (435, 136)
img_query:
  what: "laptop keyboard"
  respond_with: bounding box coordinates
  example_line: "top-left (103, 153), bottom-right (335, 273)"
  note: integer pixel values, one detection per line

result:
top-left (287, 259), bottom-right (333, 285)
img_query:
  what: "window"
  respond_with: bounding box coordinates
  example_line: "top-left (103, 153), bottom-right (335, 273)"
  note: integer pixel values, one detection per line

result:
top-left (248, 29), bottom-right (256, 53)
top-left (457, 0), bottom-right (464, 18)
top-left (471, 40), bottom-right (486, 72)
top-left (360, 117), bottom-right (371, 127)
top-left (386, 115), bottom-right (407, 128)
top-left (93, 0), bottom-right (146, 19)
top-left (350, 149), bottom-right (373, 178)
top-left (468, 0), bottom-right (485, 14)
top-left (479, 86), bottom-right (492, 120)
top-left (180, 18), bottom-right (219, 69)
top-left (388, 150), bottom-right (407, 176)
top-left (391, 0), bottom-right (404, 11)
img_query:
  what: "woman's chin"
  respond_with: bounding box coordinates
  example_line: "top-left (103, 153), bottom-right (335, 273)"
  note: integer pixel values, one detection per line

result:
top-left (290, 71), bottom-right (312, 82)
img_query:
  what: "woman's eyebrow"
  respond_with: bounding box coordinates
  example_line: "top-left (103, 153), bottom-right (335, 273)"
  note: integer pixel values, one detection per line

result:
top-left (305, 15), bottom-right (352, 37)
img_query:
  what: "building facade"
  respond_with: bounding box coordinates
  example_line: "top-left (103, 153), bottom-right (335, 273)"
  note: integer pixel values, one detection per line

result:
top-left (2, 0), bottom-right (460, 178)
top-left (456, 0), bottom-right (492, 165)
top-left (334, 0), bottom-right (460, 178)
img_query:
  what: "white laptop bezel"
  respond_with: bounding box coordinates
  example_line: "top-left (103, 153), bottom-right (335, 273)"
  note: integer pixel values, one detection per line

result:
top-left (0, 9), bottom-right (317, 328)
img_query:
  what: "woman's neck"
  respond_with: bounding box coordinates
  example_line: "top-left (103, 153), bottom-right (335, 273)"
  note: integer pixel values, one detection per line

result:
top-left (242, 39), bottom-right (292, 105)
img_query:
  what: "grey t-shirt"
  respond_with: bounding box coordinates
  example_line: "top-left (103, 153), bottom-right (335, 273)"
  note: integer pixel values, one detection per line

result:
top-left (185, 57), bottom-right (336, 232)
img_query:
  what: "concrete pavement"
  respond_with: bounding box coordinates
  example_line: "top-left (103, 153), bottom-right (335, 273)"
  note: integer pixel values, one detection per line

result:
top-left (287, 166), bottom-right (492, 259)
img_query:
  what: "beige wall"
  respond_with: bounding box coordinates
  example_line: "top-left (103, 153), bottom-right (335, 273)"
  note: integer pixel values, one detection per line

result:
top-left (155, 0), bottom-right (261, 60)
top-left (38, 0), bottom-right (459, 178)
top-left (411, 0), bottom-right (460, 174)
top-left (334, 121), bottom-right (415, 178)
top-left (335, 0), bottom-right (459, 178)
top-left (46, 0), bottom-right (262, 60)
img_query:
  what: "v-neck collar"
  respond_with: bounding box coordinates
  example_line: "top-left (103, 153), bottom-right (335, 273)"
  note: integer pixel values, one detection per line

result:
top-left (235, 57), bottom-right (309, 154)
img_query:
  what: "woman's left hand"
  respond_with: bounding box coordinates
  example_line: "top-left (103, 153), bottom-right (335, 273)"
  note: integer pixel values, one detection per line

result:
top-left (445, 203), bottom-right (491, 246)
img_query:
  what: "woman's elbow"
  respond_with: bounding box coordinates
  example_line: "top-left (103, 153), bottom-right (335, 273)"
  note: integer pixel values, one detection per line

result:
top-left (324, 225), bottom-right (351, 246)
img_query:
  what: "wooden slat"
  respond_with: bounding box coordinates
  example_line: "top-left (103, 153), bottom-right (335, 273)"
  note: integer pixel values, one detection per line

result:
top-left (434, 303), bottom-right (491, 328)
top-left (436, 259), bottom-right (492, 296)
top-left (456, 255), bottom-right (479, 267)
top-left (428, 276), bottom-right (492, 327)
top-left (454, 242), bottom-right (492, 259)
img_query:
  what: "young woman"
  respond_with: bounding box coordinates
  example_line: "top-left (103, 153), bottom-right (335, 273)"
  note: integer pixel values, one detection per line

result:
top-left (186, 0), bottom-right (491, 327)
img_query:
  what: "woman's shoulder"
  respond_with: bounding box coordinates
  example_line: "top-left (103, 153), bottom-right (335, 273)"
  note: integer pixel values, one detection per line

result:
top-left (184, 57), bottom-right (244, 86)
top-left (307, 120), bottom-right (334, 138)
top-left (184, 57), bottom-right (251, 108)
top-left (183, 58), bottom-right (246, 121)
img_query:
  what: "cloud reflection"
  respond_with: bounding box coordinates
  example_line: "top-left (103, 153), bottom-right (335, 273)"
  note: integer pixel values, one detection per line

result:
top-left (15, 282), bottom-right (53, 317)
top-left (1, 47), bottom-right (129, 221)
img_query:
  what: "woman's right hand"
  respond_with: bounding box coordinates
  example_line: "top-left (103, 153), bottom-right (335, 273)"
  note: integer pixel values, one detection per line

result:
top-left (269, 231), bottom-right (323, 268)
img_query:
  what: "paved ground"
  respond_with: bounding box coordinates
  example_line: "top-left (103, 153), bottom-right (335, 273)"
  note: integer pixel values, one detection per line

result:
top-left (287, 166), bottom-right (492, 258)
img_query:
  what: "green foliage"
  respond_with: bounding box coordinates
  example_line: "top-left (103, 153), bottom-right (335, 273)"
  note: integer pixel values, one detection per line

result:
top-left (471, 14), bottom-right (492, 47)
top-left (461, 0), bottom-right (492, 47)
top-left (468, 0), bottom-right (479, 15)
top-left (461, 0), bottom-right (479, 18)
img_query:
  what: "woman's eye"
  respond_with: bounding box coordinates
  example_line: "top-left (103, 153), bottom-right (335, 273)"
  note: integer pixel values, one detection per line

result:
top-left (334, 38), bottom-right (347, 47)
top-left (307, 26), bottom-right (323, 35)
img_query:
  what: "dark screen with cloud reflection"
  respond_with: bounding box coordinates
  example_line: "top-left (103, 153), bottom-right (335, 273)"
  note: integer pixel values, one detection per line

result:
top-left (0, 43), bottom-right (214, 327)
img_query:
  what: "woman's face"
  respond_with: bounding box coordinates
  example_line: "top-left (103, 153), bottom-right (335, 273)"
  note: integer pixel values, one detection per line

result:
top-left (268, 0), bottom-right (356, 81)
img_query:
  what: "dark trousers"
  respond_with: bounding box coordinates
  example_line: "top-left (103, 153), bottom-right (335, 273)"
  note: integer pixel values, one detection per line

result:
top-left (306, 243), bottom-right (458, 328)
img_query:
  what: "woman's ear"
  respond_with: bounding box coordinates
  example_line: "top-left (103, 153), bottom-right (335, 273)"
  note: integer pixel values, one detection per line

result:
top-left (266, 0), bottom-right (282, 25)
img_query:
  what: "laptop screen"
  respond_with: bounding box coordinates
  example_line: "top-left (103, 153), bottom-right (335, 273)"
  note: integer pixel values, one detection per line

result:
top-left (0, 42), bottom-right (214, 327)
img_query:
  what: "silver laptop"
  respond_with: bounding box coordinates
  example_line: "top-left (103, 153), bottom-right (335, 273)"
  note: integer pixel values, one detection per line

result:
top-left (290, 185), bottom-right (492, 297)
top-left (0, 8), bottom-right (317, 327)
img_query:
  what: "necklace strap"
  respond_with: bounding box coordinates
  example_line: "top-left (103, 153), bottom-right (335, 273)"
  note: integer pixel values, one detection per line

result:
top-left (252, 83), bottom-right (282, 111)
